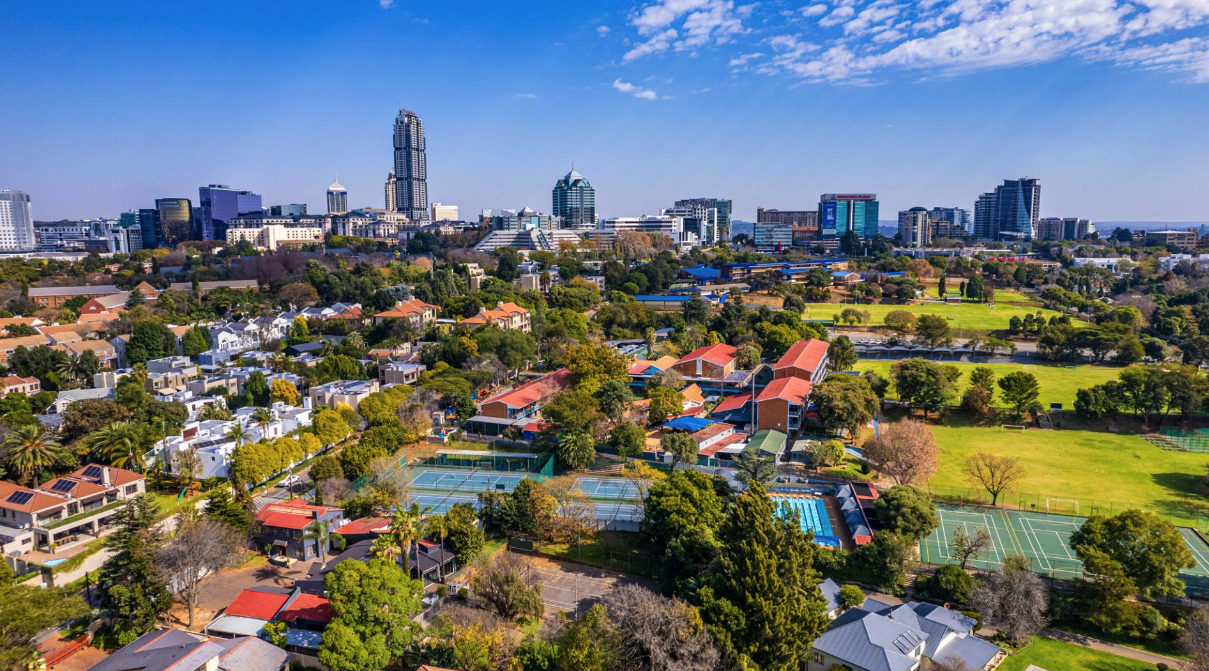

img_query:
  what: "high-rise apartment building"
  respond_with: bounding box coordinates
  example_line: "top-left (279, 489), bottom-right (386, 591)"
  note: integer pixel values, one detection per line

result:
top-left (975, 178), bottom-right (1041, 240)
top-left (552, 170), bottom-right (596, 229)
top-left (327, 180), bottom-right (348, 215)
top-left (928, 207), bottom-right (971, 237)
top-left (431, 203), bottom-right (458, 221)
top-left (393, 110), bottom-right (429, 221)
top-left (155, 198), bottom-right (194, 246)
top-left (819, 193), bottom-right (879, 240)
top-left (973, 192), bottom-right (998, 239)
top-left (897, 208), bottom-right (932, 248)
top-left (674, 198), bottom-right (731, 243)
top-left (198, 185), bottom-right (263, 241)
top-left (384, 171), bottom-right (396, 211)
top-left (0, 190), bottom-right (36, 250)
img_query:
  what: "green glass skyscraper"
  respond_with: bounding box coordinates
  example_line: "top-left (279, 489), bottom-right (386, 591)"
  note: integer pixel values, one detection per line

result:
top-left (552, 169), bottom-right (596, 228)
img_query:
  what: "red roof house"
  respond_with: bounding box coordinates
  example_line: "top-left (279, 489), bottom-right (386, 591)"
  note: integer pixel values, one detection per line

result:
top-left (772, 339), bottom-right (830, 382)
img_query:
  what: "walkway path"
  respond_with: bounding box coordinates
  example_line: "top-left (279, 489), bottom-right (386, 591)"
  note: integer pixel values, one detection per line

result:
top-left (1040, 628), bottom-right (1187, 670)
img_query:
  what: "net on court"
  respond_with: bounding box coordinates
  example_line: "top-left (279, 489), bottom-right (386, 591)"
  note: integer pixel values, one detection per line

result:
top-left (573, 477), bottom-right (642, 500)
top-left (408, 469), bottom-right (525, 493)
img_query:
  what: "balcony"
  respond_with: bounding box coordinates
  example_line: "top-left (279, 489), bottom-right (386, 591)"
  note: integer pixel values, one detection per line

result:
top-left (41, 499), bottom-right (127, 530)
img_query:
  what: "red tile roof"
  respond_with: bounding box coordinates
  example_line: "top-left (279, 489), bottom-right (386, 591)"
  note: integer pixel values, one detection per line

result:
top-left (699, 432), bottom-right (747, 456)
top-left (336, 517), bottom-right (391, 536)
top-left (254, 498), bottom-right (335, 530)
top-left (756, 376), bottom-right (812, 404)
top-left (711, 392), bottom-right (752, 414)
top-left (481, 368), bottom-right (571, 409)
top-left (224, 589), bottom-right (290, 620)
top-left (69, 463), bottom-right (143, 487)
top-left (276, 593), bottom-right (333, 623)
top-left (676, 343), bottom-right (736, 367)
top-left (772, 339), bottom-right (829, 375)
top-left (375, 299), bottom-right (439, 319)
top-left (692, 422), bottom-right (735, 442)
top-left (0, 481), bottom-right (67, 513)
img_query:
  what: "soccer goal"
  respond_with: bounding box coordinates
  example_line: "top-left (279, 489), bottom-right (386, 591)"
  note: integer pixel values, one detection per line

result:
top-left (1047, 498), bottom-right (1080, 515)
top-left (1001, 425), bottom-right (1027, 432)
top-left (1022, 364), bottom-right (1037, 371)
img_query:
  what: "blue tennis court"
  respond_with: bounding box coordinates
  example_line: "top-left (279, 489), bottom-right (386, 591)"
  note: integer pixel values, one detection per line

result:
top-left (771, 494), bottom-right (839, 547)
top-left (574, 477), bottom-right (641, 500)
top-left (408, 469), bottom-right (524, 492)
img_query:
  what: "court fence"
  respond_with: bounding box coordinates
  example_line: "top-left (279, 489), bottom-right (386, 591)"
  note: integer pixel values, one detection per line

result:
top-left (1158, 426), bottom-right (1209, 453)
top-left (925, 483), bottom-right (1209, 532)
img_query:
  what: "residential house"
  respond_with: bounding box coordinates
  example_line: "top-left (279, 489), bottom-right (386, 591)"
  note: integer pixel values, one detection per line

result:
top-left (0, 316), bottom-right (43, 335)
top-left (48, 387), bottom-right (115, 414)
top-left (461, 301), bottom-right (531, 332)
top-left (161, 401), bottom-right (312, 480)
top-left (210, 322), bottom-right (264, 353)
top-left (755, 376), bottom-right (812, 433)
top-left (372, 299), bottom-right (440, 331)
top-left (808, 598), bottom-right (1003, 671)
top-left (0, 375), bottom-right (39, 395)
top-left (167, 279), bottom-right (260, 295)
top-left (309, 379), bottom-right (379, 412)
top-left (380, 361), bottom-right (426, 385)
top-left (772, 339), bottom-right (829, 381)
top-left (27, 284), bottom-right (122, 309)
top-left (478, 369), bottom-right (571, 420)
top-left (252, 498), bottom-right (346, 561)
top-left (0, 334), bottom-right (53, 365)
top-left (0, 464), bottom-right (144, 556)
top-left (205, 587), bottom-right (292, 640)
top-left (146, 356), bottom-right (200, 394)
top-left (51, 339), bottom-right (118, 368)
top-left (672, 343), bottom-right (736, 380)
top-left (87, 628), bottom-right (289, 671)
top-left (78, 293), bottom-right (132, 315)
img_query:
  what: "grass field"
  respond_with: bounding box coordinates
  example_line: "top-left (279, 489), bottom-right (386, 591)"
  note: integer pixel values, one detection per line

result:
top-left (854, 361), bottom-right (1122, 408)
top-left (925, 417), bottom-right (1209, 528)
top-left (998, 637), bottom-right (1154, 671)
top-left (804, 296), bottom-right (1070, 332)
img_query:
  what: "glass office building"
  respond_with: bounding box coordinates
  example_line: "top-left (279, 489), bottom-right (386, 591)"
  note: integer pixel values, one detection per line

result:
top-left (819, 193), bottom-right (879, 239)
top-left (155, 198), bottom-right (193, 246)
top-left (198, 185), bottom-right (263, 241)
top-left (552, 169), bottom-right (596, 229)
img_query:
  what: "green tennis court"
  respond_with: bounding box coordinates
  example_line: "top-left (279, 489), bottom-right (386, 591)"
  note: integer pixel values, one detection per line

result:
top-left (922, 504), bottom-right (1209, 591)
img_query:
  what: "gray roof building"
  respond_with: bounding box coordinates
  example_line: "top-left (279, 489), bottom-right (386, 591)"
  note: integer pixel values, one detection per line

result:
top-left (87, 628), bottom-right (289, 671)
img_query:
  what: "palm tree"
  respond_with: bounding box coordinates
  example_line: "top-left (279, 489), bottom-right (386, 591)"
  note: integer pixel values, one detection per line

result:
top-left (3, 425), bottom-right (63, 487)
top-left (390, 504), bottom-right (426, 574)
top-left (84, 421), bottom-right (150, 473)
top-left (225, 422), bottom-right (247, 451)
top-left (251, 407), bottom-right (273, 434)
top-left (268, 354), bottom-right (289, 374)
top-left (427, 513), bottom-right (450, 580)
top-left (369, 534), bottom-right (400, 563)
top-left (56, 354), bottom-right (82, 383)
top-left (303, 519), bottom-right (331, 565)
top-left (644, 328), bottom-right (656, 357)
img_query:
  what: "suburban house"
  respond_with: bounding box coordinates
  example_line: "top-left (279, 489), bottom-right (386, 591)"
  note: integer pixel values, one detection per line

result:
top-left (461, 301), bottom-right (531, 332)
top-left (252, 498), bottom-right (346, 562)
top-left (51, 339), bottom-right (119, 368)
top-left (772, 339), bottom-right (830, 381)
top-left (755, 376), bottom-right (813, 433)
top-left (78, 293), bottom-right (133, 315)
top-left (808, 598), bottom-right (1003, 671)
top-left (47, 387), bottom-right (115, 414)
top-left (0, 334), bottom-right (53, 365)
top-left (479, 369), bottom-right (571, 420)
top-left (166, 279), bottom-right (260, 295)
top-left (87, 628), bottom-right (289, 671)
top-left (160, 401), bottom-right (313, 480)
top-left (309, 379), bottom-right (380, 412)
top-left (0, 375), bottom-right (40, 395)
top-left (0, 464), bottom-right (145, 556)
top-left (671, 343), bottom-right (736, 380)
top-left (301, 537), bottom-right (457, 588)
top-left (27, 284), bottom-right (122, 309)
top-left (372, 298), bottom-right (440, 330)
top-left (380, 361), bottom-right (426, 385)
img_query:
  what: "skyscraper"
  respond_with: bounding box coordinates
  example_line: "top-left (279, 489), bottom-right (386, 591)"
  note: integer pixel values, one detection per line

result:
top-left (973, 192), bottom-right (998, 239)
top-left (0, 190), bottom-right (36, 250)
top-left (327, 179), bottom-right (348, 215)
top-left (393, 109), bottom-right (429, 221)
top-left (552, 169), bottom-right (596, 229)
top-left (975, 178), bottom-right (1041, 240)
top-left (675, 197), bottom-right (731, 243)
top-left (897, 207), bottom-right (932, 248)
top-left (155, 197), bottom-right (193, 246)
top-left (819, 193), bottom-right (879, 240)
top-left (198, 185), bottom-right (263, 241)
top-left (138, 208), bottom-right (162, 250)
top-left (384, 171), bottom-right (397, 212)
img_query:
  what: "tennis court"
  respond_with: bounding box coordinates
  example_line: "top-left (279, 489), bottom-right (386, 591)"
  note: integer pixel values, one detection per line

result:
top-left (408, 469), bottom-right (525, 492)
top-left (574, 477), bottom-right (641, 500)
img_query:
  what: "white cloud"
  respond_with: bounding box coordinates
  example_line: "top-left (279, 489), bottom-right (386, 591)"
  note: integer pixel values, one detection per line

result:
top-left (802, 4), bottom-right (829, 17)
top-left (624, 28), bottom-right (678, 61)
top-left (1091, 36), bottom-right (1209, 81)
top-left (379, 0), bottom-right (394, 7)
top-left (818, 5), bottom-right (855, 27)
top-left (612, 78), bottom-right (661, 99)
top-left (514, 93), bottom-right (538, 99)
top-left (623, 0), bottom-right (753, 60)
top-left (597, 25), bottom-right (612, 36)
top-left (728, 51), bottom-right (765, 66)
top-left (844, 1), bottom-right (903, 35)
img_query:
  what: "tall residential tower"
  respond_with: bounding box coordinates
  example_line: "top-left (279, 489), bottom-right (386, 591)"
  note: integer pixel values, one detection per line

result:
top-left (393, 110), bottom-right (429, 221)
top-left (975, 178), bottom-right (1041, 240)
top-left (552, 169), bottom-right (596, 229)
top-left (384, 171), bottom-right (397, 212)
top-left (0, 190), bottom-right (36, 250)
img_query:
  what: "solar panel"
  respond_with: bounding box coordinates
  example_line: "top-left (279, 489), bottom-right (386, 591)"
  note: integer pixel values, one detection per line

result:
top-left (50, 479), bottom-right (77, 493)
top-left (82, 465), bottom-right (103, 479)
top-left (6, 491), bottom-right (33, 505)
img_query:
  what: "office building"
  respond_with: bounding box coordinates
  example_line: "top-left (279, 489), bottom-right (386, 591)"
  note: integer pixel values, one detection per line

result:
top-left (393, 109), bottom-right (429, 221)
top-left (595, 215), bottom-right (694, 250)
top-left (225, 221), bottom-right (323, 251)
top-left (118, 211), bottom-right (138, 229)
top-left (384, 171), bottom-right (396, 211)
top-left (138, 208), bottom-right (163, 250)
top-left (482, 207), bottom-right (560, 231)
top-left (0, 190), bottom-right (36, 250)
top-left (155, 198), bottom-right (194, 246)
top-left (753, 222), bottom-right (794, 253)
top-left (928, 206), bottom-right (970, 237)
top-left (1147, 229), bottom-right (1199, 248)
top-left (756, 208), bottom-right (818, 228)
top-left (675, 197), bottom-right (731, 243)
top-left (1037, 217), bottom-right (1094, 241)
top-left (975, 178), bottom-right (1041, 240)
top-left (897, 207), bottom-right (932, 248)
top-left (35, 221), bottom-right (93, 251)
top-left (198, 185), bottom-right (262, 241)
top-left (268, 204), bottom-right (307, 216)
top-left (819, 194), bottom-right (879, 239)
top-left (552, 169), bottom-right (596, 229)
top-left (973, 192), bottom-right (998, 239)
top-left (327, 179), bottom-right (348, 215)
top-left (431, 202), bottom-right (458, 221)
top-left (663, 205), bottom-right (715, 246)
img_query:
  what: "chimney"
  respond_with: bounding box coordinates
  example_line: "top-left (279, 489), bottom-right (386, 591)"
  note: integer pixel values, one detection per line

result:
top-left (101, 467), bottom-right (111, 486)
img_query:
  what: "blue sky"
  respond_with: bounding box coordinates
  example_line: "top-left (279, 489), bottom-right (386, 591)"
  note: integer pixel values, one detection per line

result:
top-left (3, 0), bottom-right (1209, 223)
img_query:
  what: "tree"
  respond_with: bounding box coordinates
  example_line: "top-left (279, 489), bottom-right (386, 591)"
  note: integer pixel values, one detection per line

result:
top-left (555, 431), bottom-right (596, 470)
top-left (596, 379), bottom-right (635, 424)
top-left (157, 514), bottom-right (243, 629)
top-left (864, 419), bottom-right (939, 486)
top-left (884, 310), bottom-right (917, 334)
top-left (280, 282), bottom-right (320, 308)
top-left (609, 421), bottom-right (646, 460)
top-left (1182, 606), bottom-right (1209, 671)
top-left (127, 320), bottom-right (177, 365)
top-left (1070, 509), bottom-right (1195, 598)
top-left (838, 584), bottom-right (865, 611)
top-left (949, 524), bottom-right (993, 570)
top-left (890, 358), bottom-right (956, 418)
top-left (314, 409), bottom-right (352, 447)
top-left (849, 531), bottom-right (916, 592)
top-left (555, 604), bottom-right (622, 671)
top-left (622, 460), bottom-right (665, 508)
top-left (0, 582), bottom-right (89, 671)
top-left (968, 366), bottom-right (995, 393)
top-left (97, 496), bottom-right (171, 635)
top-left (319, 559), bottom-right (421, 671)
top-left (732, 450), bottom-right (777, 487)
top-left (661, 431), bottom-right (698, 469)
top-left (181, 326), bottom-right (211, 358)
top-left (963, 452), bottom-right (1026, 506)
top-left (874, 485), bottom-right (938, 542)
top-left (972, 555), bottom-right (1048, 644)
top-left (564, 342), bottom-right (632, 395)
top-left (811, 375), bottom-right (879, 440)
top-left (472, 551), bottom-right (544, 620)
top-left (543, 389), bottom-right (603, 437)
top-left (828, 335), bottom-right (858, 372)
top-left (646, 386), bottom-right (684, 426)
top-left (269, 379), bottom-right (301, 406)
top-left (444, 502), bottom-right (485, 563)
top-left (304, 519), bottom-right (332, 565)
top-left (696, 484), bottom-right (828, 670)
top-left (172, 449), bottom-right (201, 486)
top-left (3, 424), bottom-right (63, 486)
top-left (84, 421), bottom-right (151, 472)
top-left (914, 314), bottom-right (952, 347)
top-left (601, 584), bottom-right (720, 671)
top-left (204, 487), bottom-right (251, 531)
top-left (244, 371), bottom-right (270, 407)
top-left (960, 385), bottom-right (993, 417)
top-left (997, 371), bottom-right (1040, 417)
top-left (802, 439), bottom-right (844, 469)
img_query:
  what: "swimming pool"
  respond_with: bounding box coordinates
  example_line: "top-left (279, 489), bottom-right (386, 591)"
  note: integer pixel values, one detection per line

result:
top-left (770, 495), bottom-right (840, 548)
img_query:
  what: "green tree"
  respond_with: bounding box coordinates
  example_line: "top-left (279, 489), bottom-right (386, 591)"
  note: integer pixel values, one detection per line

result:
top-left (646, 386), bottom-right (684, 426)
top-left (444, 501), bottom-right (485, 563)
top-left (564, 342), bottom-right (633, 395)
top-left (319, 559), bottom-right (422, 671)
top-left (849, 531), bottom-right (916, 592)
top-left (997, 371), bottom-right (1040, 417)
top-left (97, 496), bottom-right (171, 634)
top-left (838, 584), bottom-right (865, 611)
top-left (1071, 509), bottom-right (1196, 598)
top-left (661, 431), bottom-right (699, 469)
top-left (609, 421), bottom-right (646, 460)
top-left (968, 366), bottom-right (996, 395)
top-left (314, 409), bottom-right (352, 447)
top-left (642, 470), bottom-right (730, 593)
top-left (914, 314), bottom-right (952, 347)
top-left (244, 372), bottom-right (271, 406)
top-left (696, 484), bottom-right (829, 670)
top-left (204, 488), bottom-right (251, 531)
top-left (541, 389), bottom-right (602, 437)
top-left (555, 604), bottom-right (621, 671)
top-left (811, 374), bottom-right (879, 440)
top-left (874, 485), bottom-right (938, 542)
top-left (286, 315), bottom-right (312, 345)
top-left (84, 421), bottom-right (151, 472)
top-left (555, 432), bottom-right (596, 470)
top-left (883, 310), bottom-right (917, 334)
top-left (308, 455), bottom-right (342, 484)
top-left (805, 439), bottom-right (846, 469)
top-left (181, 326), bottom-right (211, 358)
top-left (827, 335), bottom-right (858, 372)
top-left (596, 379), bottom-right (635, 424)
top-left (890, 358), bottom-right (956, 418)
top-left (127, 320), bottom-right (177, 365)
top-left (2, 424), bottom-right (63, 487)
top-left (0, 582), bottom-right (89, 671)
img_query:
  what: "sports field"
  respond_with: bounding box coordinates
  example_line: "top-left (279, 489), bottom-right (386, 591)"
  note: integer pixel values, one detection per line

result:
top-left (927, 421), bottom-right (1209, 528)
top-left (854, 361), bottom-right (1122, 408)
top-left (802, 298), bottom-right (1070, 332)
top-left (921, 504), bottom-right (1209, 586)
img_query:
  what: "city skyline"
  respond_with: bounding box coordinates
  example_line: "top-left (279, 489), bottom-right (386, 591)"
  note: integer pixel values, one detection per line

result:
top-left (3, 1), bottom-right (1209, 223)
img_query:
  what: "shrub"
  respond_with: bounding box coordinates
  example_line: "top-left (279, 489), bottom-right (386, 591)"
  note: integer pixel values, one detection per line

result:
top-left (457, 587), bottom-right (469, 600)
top-left (436, 584), bottom-right (448, 598)
top-left (923, 564), bottom-right (975, 605)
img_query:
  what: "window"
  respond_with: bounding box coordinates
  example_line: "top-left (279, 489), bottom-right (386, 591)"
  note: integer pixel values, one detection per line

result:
top-left (812, 651), bottom-right (824, 664)
top-left (124, 485), bottom-right (137, 495)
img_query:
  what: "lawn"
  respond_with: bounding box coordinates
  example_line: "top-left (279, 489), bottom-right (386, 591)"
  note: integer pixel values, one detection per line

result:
top-left (805, 298), bottom-right (1071, 333)
top-left (998, 637), bottom-right (1155, 671)
top-left (854, 361), bottom-right (1123, 409)
top-left (538, 531), bottom-right (660, 578)
top-left (925, 417), bottom-right (1209, 527)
